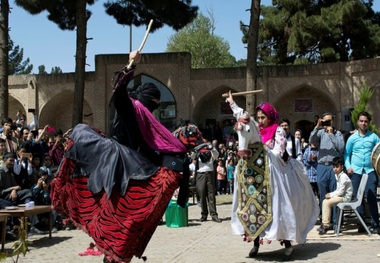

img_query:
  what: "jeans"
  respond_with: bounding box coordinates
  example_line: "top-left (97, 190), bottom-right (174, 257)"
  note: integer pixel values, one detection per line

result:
top-left (227, 178), bottom-right (234, 194)
top-left (317, 164), bottom-right (337, 225)
top-left (350, 171), bottom-right (379, 227)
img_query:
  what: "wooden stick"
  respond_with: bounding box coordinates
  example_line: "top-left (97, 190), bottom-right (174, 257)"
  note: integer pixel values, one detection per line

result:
top-left (222, 90), bottom-right (263, 98)
top-left (127, 19), bottom-right (154, 69)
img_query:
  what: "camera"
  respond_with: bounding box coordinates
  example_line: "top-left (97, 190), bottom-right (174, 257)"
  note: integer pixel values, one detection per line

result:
top-left (321, 120), bottom-right (331, 126)
top-left (207, 144), bottom-right (213, 150)
top-left (22, 152), bottom-right (31, 159)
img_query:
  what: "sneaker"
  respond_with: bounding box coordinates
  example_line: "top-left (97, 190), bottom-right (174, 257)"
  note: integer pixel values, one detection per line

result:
top-left (6, 230), bottom-right (18, 241)
top-left (318, 225), bottom-right (329, 235)
top-left (51, 227), bottom-right (58, 233)
top-left (211, 216), bottom-right (222, 223)
top-left (30, 226), bottom-right (44, 235)
top-left (317, 225), bottom-right (333, 232)
top-left (357, 225), bottom-right (368, 233)
top-left (65, 222), bottom-right (76, 231)
top-left (369, 226), bottom-right (380, 235)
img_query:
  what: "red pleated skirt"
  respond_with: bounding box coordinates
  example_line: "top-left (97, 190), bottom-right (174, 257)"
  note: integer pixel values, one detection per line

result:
top-left (51, 153), bottom-right (181, 262)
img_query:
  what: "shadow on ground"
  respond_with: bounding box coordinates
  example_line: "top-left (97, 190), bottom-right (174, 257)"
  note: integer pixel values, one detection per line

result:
top-left (250, 242), bottom-right (341, 262)
top-left (27, 235), bottom-right (73, 248)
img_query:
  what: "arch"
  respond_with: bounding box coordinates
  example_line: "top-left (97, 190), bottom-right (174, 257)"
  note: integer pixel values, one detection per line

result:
top-left (273, 83), bottom-right (337, 137)
top-left (8, 96), bottom-right (25, 121)
top-left (108, 74), bottom-right (177, 133)
top-left (193, 86), bottom-right (243, 126)
top-left (192, 86), bottom-right (243, 142)
top-left (39, 91), bottom-right (93, 131)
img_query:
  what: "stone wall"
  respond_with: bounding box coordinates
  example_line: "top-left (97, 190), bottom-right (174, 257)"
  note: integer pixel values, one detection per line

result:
top-left (7, 52), bottom-right (380, 137)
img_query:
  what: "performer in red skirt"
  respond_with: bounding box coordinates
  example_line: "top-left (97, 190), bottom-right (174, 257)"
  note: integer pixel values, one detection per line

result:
top-left (51, 51), bottom-right (197, 263)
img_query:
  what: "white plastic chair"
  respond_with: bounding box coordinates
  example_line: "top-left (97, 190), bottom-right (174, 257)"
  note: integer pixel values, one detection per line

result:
top-left (335, 173), bottom-right (371, 236)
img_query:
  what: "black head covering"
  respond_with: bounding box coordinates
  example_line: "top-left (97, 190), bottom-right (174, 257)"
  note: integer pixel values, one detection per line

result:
top-left (131, 83), bottom-right (161, 112)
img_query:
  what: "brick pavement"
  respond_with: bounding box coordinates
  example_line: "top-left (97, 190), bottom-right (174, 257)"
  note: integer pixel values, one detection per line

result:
top-left (2, 197), bottom-right (379, 263)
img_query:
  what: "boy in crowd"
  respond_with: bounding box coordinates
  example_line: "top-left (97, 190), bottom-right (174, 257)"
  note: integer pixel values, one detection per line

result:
top-left (319, 156), bottom-right (352, 235)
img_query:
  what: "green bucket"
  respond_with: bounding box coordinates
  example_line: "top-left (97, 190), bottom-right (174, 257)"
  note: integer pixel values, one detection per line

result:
top-left (165, 200), bottom-right (188, 228)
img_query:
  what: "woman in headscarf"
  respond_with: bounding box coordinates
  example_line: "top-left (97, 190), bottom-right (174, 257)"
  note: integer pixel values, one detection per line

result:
top-left (227, 92), bottom-right (319, 261)
top-left (51, 51), bottom-right (193, 263)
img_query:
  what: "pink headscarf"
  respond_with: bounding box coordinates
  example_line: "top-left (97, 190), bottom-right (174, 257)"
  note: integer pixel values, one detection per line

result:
top-left (256, 102), bottom-right (279, 144)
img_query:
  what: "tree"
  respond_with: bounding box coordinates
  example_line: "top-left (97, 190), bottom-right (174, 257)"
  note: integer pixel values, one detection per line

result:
top-left (37, 65), bottom-right (63, 74)
top-left (0, 0), bottom-right (9, 119)
top-left (249, 0), bottom-right (380, 65)
top-left (13, 0), bottom-right (198, 127)
top-left (38, 65), bottom-right (47, 74)
top-left (51, 66), bottom-right (62, 74)
top-left (8, 38), bottom-right (33, 75)
top-left (351, 81), bottom-right (378, 135)
top-left (14, 0), bottom-right (95, 126)
top-left (166, 13), bottom-right (235, 68)
top-left (245, 0), bottom-right (261, 110)
top-left (104, 0), bottom-right (198, 32)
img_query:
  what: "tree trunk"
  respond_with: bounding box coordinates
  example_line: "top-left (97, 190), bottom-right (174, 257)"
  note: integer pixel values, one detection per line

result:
top-left (0, 0), bottom-right (9, 119)
top-left (72, 0), bottom-right (87, 126)
top-left (246, 0), bottom-right (261, 112)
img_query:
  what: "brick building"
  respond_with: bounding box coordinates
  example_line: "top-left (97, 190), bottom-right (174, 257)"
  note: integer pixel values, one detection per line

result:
top-left (7, 52), bottom-right (380, 141)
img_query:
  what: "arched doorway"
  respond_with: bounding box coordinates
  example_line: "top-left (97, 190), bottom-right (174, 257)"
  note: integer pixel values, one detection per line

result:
top-left (274, 84), bottom-right (337, 142)
top-left (295, 120), bottom-right (314, 143)
top-left (40, 91), bottom-right (92, 131)
top-left (192, 87), bottom-right (243, 143)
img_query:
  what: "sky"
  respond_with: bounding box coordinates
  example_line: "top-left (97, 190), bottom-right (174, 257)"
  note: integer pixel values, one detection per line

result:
top-left (9, 0), bottom-right (380, 74)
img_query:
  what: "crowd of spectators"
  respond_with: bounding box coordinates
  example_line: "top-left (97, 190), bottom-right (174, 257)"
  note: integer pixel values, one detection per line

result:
top-left (192, 111), bottom-right (380, 235)
top-left (0, 114), bottom-right (73, 240)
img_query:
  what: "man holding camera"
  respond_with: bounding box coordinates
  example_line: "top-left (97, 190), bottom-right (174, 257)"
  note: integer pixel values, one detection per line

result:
top-left (309, 112), bottom-right (345, 229)
top-left (195, 140), bottom-right (222, 222)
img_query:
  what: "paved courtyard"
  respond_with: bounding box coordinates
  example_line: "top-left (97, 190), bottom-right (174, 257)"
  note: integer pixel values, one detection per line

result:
top-left (2, 196), bottom-right (379, 263)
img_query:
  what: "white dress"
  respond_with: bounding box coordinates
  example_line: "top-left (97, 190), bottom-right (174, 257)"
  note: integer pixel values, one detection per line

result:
top-left (231, 104), bottom-right (319, 244)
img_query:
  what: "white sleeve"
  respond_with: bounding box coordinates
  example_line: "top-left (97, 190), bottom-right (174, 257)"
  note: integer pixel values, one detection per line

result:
top-left (295, 138), bottom-right (302, 162)
top-left (272, 127), bottom-right (287, 156)
top-left (13, 160), bottom-right (21, 175)
top-left (230, 102), bottom-right (247, 120)
top-left (27, 162), bottom-right (33, 175)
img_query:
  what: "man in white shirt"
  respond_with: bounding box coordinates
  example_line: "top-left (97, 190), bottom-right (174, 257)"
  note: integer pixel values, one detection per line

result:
top-left (195, 141), bottom-right (221, 222)
top-left (279, 118), bottom-right (302, 161)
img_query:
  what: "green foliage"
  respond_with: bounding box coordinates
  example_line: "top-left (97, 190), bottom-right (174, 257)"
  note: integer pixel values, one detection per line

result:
top-left (37, 65), bottom-right (62, 74)
top-left (0, 219), bottom-right (33, 262)
top-left (351, 81), bottom-right (379, 134)
top-left (235, 59), bottom-right (247, 67)
top-left (252, 0), bottom-right (380, 65)
top-left (0, 252), bottom-right (6, 261)
top-left (8, 39), bottom-right (33, 75)
top-left (104, 0), bottom-right (198, 32)
top-left (38, 65), bottom-right (48, 74)
top-left (166, 13), bottom-right (236, 68)
top-left (51, 66), bottom-right (63, 74)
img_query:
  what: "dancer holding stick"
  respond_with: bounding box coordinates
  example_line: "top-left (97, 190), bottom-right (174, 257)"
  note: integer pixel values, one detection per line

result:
top-left (51, 21), bottom-right (203, 263)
